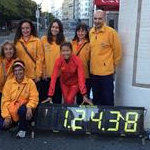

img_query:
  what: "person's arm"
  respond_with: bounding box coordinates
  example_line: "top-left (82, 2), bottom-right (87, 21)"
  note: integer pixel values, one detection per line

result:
top-left (26, 80), bottom-right (39, 109)
top-left (48, 58), bottom-right (61, 98)
top-left (1, 83), bottom-right (12, 128)
top-left (35, 39), bottom-right (45, 80)
top-left (76, 57), bottom-right (87, 96)
top-left (82, 43), bottom-right (90, 63)
top-left (85, 44), bottom-right (91, 71)
top-left (26, 80), bottom-right (39, 120)
top-left (1, 81), bottom-right (12, 119)
top-left (111, 30), bottom-right (122, 67)
top-left (40, 37), bottom-right (47, 80)
top-left (76, 58), bottom-right (93, 105)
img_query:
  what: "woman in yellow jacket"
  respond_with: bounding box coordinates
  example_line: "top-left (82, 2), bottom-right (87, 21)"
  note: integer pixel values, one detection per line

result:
top-left (0, 41), bottom-right (18, 101)
top-left (0, 60), bottom-right (39, 138)
top-left (41, 19), bottom-right (65, 103)
top-left (14, 19), bottom-right (44, 96)
top-left (71, 23), bottom-right (91, 105)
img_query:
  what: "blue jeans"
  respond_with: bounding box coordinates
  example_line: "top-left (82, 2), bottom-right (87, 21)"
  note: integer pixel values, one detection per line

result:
top-left (0, 105), bottom-right (27, 131)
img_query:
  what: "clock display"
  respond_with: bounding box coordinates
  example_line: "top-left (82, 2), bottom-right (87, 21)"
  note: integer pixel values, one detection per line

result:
top-left (35, 104), bottom-right (144, 136)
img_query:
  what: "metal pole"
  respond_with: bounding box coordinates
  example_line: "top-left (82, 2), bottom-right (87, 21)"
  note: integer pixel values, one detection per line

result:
top-left (73, 0), bottom-right (75, 19)
top-left (89, 0), bottom-right (94, 27)
top-left (36, 4), bottom-right (40, 33)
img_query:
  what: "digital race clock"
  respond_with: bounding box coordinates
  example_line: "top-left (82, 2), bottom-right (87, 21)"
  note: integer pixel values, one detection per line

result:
top-left (35, 104), bottom-right (144, 137)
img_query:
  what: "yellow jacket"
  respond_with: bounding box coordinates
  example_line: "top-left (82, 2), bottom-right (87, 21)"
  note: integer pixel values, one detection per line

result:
top-left (71, 40), bottom-right (90, 78)
top-left (1, 77), bottom-right (39, 119)
top-left (41, 35), bottom-right (61, 77)
top-left (0, 58), bottom-right (18, 93)
top-left (90, 24), bottom-right (122, 76)
top-left (15, 35), bottom-right (44, 79)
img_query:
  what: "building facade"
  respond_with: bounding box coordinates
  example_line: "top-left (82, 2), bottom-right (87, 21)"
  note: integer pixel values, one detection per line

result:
top-left (75, 0), bottom-right (92, 25)
top-left (62, 0), bottom-right (69, 20)
top-left (50, 1), bottom-right (55, 15)
top-left (55, 7), bottom-right (63, 20)
top-left (62, 0), bottom-right (93, 26)
top-left (68, 0), bottom-right (75, 19)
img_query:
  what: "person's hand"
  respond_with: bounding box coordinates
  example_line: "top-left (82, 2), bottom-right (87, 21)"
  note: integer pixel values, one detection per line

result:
top-left (26, 107), bottom-right (33, 120)
top-left (3, 118), bottom-right (12, 128)
top-left (82, 95), bottom-right (93, 105)
top-left (42, 97), bottom-right (53, 104)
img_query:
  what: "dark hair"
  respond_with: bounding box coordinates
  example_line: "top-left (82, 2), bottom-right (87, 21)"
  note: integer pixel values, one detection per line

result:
top-left (73, 23), bottom-right (90, 42)
top-left (14, 19), bottom-right (37, 44)
top-left (60, 42), bottom-right (72, 51)
top-left (47, 19), bottom-right (65, 45)
top-left (1, 41), bottom-right (17, 59)
top-left (12, 60), bottom-right (25, 71)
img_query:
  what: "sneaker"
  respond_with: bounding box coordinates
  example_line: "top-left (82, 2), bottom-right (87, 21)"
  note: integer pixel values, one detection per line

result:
top-left (16, 131), bottom-right (26, 138)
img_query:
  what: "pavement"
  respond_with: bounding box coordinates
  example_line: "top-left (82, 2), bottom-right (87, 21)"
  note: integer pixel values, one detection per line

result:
top-left (0, 31), bottom-right (150, 150)
top-left (0, 130), bottom-right (150, 150)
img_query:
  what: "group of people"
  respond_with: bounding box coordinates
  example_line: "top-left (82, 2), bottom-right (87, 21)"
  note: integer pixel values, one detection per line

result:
top-left (0, 10), bottom-right (122, 138)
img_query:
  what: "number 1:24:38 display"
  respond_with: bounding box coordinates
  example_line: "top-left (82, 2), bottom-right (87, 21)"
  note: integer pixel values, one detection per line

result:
top-left (36, 104), bottom-right (144, 137)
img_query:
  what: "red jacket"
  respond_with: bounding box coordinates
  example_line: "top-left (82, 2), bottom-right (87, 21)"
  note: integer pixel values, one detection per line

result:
top-left (48, 54), bottom-right (87, 97)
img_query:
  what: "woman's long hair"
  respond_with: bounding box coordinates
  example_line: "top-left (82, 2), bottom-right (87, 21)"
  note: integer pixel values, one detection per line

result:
top-left (14, 19), bottom-right (37, 44)
top-left (47, 19), bottom-right (65, 45)
top-left (73, 23), bottom-right (90, 42)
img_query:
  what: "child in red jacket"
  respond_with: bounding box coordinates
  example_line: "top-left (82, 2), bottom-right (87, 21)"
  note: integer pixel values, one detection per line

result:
top-left (44, 42), bottom-right (92, 105)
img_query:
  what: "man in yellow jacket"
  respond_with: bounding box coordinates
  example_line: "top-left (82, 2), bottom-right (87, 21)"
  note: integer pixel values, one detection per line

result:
top-left (90, 10), bottom-right (122, 106)
top-left (0, 60), bottom-right (39, 138)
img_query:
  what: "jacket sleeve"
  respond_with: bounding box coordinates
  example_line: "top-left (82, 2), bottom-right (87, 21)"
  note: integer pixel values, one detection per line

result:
top-left (26, 80), bottom-right (39, 108)
top-left (86, 44), bottom-right (91, 69)
top-left (76, 58), bottom-right (87, 95)
top-left (111, 30), bottom-right (122, 66)
top-left (40, 37), bottom-right (46, 77)
top-left (1, 81), bottom-right (11, 119)
top-left (35, 39), bottom-right (44, 79)
top-left (86, 44), bottom-right (90, 60)
top-left (48, 58), bottom-right (61, 97)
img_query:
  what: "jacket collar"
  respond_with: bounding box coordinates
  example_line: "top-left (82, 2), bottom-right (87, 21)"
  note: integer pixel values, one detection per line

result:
top-left (12, 76), bottom-right (28, 84)
top-left (91, 24), bottom-right (106, 33)
top-left (19, 35), bottom-right (37, 43)
top-left (60, 54), bottom-right (75, 62)
top-left (72, 39), bottom-right (89, 44)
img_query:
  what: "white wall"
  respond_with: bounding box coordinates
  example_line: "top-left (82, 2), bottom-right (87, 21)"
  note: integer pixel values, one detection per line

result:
top-left (116, 0), bottom-right (150, 129)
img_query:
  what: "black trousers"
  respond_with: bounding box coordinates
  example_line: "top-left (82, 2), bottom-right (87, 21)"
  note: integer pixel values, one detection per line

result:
top-left (40, 78), bottom-right (62, 104)
top-left (76, 79), bottom-right (91, 105)
top-left (0, 105), bottom-right (27, 131)
top-left (91, 74), bottom-right (114, 106)
top-left (0, 92), bottom-right (2, 100)
top-left (35, 80), bottom-right (42, 100)
top-left (0, 92), bottom-right (2, 111)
